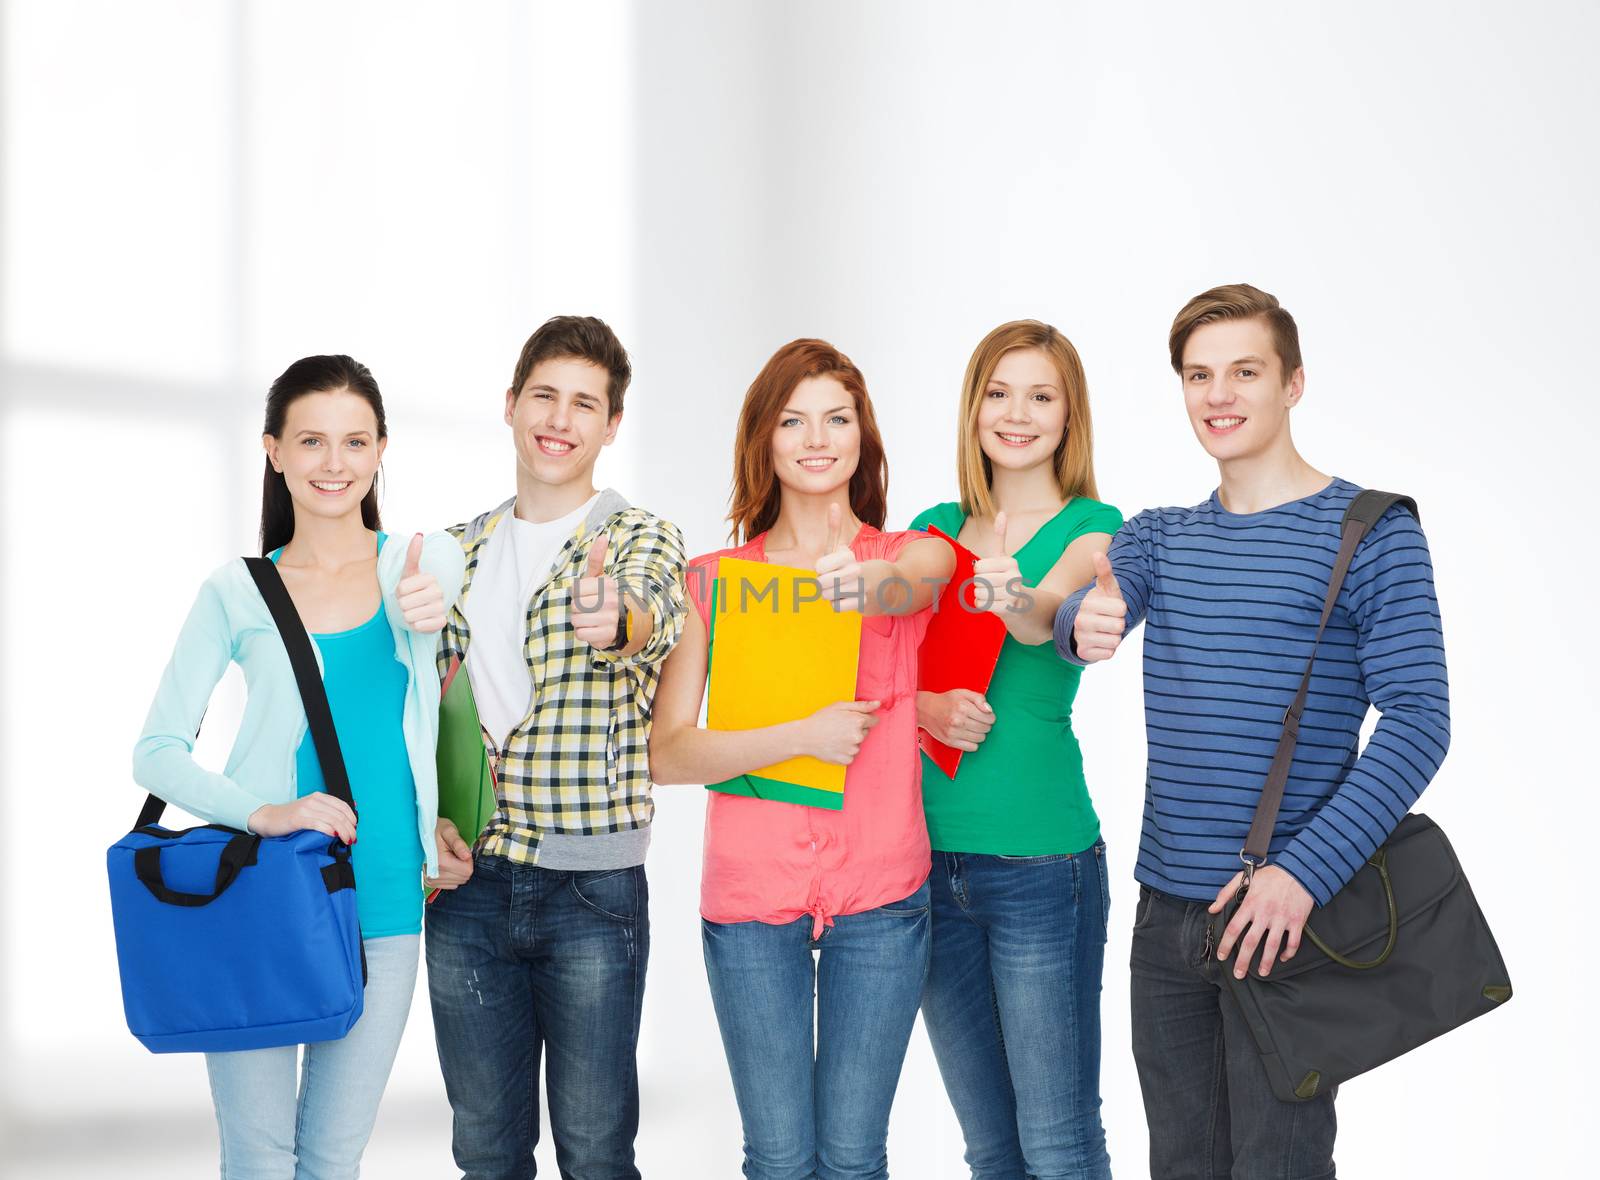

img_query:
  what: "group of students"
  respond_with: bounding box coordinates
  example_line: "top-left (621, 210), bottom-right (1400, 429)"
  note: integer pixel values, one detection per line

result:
top-left (132, 282), bottom-right (1451, 1180)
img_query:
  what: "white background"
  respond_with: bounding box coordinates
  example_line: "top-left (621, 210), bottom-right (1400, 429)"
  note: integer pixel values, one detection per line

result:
top-left (2, 1), bottom-right (1593, 1176)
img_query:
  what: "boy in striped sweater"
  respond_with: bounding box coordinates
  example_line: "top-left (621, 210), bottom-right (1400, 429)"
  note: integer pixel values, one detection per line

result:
top-left (1055, 284), bottom-right (1449, 1178)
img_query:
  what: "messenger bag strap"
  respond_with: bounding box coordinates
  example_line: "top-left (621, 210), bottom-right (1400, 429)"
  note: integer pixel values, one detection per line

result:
top-left (243, 557), bottom-right (357, 810)
top-left (136, 791), bottom-right (167, 829)
top-left (1238, 490), bottom-right (1418, 872)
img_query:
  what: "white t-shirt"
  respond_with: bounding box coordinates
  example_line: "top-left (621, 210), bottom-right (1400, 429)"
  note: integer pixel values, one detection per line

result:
top-left (463, 494), bottom-right (599, 748)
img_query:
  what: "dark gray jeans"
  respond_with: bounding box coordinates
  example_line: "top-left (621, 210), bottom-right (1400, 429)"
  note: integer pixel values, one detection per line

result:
top-left (1130, 885), bottom-right (1337, 1180)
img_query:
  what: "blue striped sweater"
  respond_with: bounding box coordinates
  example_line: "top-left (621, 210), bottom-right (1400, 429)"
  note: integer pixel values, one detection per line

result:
top-left (1054, 478), bottom-right (1450, 906)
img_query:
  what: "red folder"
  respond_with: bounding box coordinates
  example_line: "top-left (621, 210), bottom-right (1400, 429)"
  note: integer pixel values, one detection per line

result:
top-left (916, 524), bottom-right (1008, 778)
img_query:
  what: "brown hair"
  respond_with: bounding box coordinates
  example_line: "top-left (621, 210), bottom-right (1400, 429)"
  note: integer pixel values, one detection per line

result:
top-left (956, 320), bottom-right (1099, 519)
top-left (509, 315), bottom-right (632, 416)
top-left (1168, 283), bottom-right (1302, 377)
top-left (728, 339), bottom-right (888, 544)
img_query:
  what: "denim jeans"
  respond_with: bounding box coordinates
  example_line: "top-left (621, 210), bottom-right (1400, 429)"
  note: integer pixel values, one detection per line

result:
top-left (425, 857), bottom-right (649, 1180)
top-left (1130, 886), bottom-right (1337, 1180)
top-left (204, 933), bottom-right (419, 1180)
top-left (920, 843), bottom-right (1112, 1180)
top-left (701, 879), bottom-right (932, 1180)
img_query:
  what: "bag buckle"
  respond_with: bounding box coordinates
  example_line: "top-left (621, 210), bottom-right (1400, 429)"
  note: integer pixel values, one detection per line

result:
top-left (1239, 850), bottom-right (1267, 888)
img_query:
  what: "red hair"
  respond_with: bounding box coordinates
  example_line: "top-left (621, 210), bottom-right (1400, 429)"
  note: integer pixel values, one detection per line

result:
top-left (727, 339), bottom-right (888, 543)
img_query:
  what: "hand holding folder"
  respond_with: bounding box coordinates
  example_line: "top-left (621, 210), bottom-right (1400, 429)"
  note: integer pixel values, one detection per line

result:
top-left (916, 524), bottom-right (1007, 778)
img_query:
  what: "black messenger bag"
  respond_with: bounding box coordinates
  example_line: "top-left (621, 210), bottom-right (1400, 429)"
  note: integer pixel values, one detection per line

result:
top-left (1215, 490), bottom-right (1512, 1103)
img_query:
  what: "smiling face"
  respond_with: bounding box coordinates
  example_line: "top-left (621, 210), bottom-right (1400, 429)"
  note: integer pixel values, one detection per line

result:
top-left (263, 388), bottom-right (385, 525)
top-left (770, 375), bottom-right (861, 496)
top-left (504, 356), bottom-right (620, 489)
top-left (1180, 316), bottom-right (1304, 462)
top-left (975, 346), bottom-right (1068, 474)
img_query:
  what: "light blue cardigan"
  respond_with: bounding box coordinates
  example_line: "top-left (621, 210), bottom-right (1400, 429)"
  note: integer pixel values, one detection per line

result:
top-left (132, 531), bottom-right (467, 876)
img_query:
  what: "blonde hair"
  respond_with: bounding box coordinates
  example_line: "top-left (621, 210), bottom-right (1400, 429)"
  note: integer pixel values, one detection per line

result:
top-left (956, 320), bottom-right (1098, 519)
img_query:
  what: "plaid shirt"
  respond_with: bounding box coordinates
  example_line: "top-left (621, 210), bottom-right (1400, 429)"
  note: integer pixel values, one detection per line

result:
top-left (439, 492), bottom-right (687, 865)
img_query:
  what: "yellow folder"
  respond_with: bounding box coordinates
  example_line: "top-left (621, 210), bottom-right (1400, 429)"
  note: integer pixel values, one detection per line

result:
top-left (706, 557), bottom-right (863, 809)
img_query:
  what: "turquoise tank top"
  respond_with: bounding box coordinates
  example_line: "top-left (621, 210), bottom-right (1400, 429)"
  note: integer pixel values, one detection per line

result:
top-left (289, 537), bottom-right (423, 937)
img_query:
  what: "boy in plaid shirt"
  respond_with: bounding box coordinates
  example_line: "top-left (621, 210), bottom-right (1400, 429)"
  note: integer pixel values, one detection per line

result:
top-left (424, 316), bottom-right (686, 1179)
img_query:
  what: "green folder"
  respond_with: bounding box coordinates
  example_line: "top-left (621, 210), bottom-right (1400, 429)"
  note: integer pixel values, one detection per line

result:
top-left (710, 770), bottom-right (847, 810)
top-left (436, 654), bottom-right (497, 845)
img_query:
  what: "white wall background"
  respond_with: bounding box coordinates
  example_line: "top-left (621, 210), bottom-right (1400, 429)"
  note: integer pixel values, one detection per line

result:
top-left (2, 1), bottom-right (1592, 1175)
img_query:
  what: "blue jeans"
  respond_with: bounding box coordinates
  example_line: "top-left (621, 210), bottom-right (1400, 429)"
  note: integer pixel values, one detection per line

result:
top-left (920, 844), bottom-right (1112, 1180)
top-left (425, 857), bottom-right (649, 1180)
top-left (1130, 886), bottom-right (1337, 1180)
top-left (204, 933), bottom-right (419, 1180)
top-left (701, 880), bottom-right (932, 1180)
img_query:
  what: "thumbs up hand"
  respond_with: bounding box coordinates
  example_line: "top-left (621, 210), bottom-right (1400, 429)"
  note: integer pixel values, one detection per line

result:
top-left (572, 533), bottom-right (624, 649)
top-left (971, 510), bottom-right (1024, 616)
top-left (816, 502), bottom-right (866, 611)
top-left (1073, 551), bottom-right (1127, 662)
top-left (397, 533), bottom-right (448, 633)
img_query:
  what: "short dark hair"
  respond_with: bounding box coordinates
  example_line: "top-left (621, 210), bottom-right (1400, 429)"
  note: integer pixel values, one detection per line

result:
top-left (1168, 284), bottom-right (1302, 377)
top-left (509, 315), bottom-right (632, 416)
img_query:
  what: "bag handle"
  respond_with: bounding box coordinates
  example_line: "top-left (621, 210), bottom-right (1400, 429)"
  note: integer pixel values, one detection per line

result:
top-left (1239, 490), bottom-right (1418, 873)
top-left (135, 556), bottom-right (357, 829)
top-left (133, 832), bottom-right (261, 906)
top-left (1302, 847), bottom-right (1400, 969)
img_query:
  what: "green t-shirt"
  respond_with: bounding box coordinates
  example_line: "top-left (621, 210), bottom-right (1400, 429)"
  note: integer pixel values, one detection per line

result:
top-left (909, 497), bottom-right (1124, 855)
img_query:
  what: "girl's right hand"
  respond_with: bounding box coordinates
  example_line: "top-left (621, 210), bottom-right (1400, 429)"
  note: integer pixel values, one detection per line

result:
top-left (916, 688), bottom-right (994, 752)
top-left (248, 793), bottom-right (357, 844)
top-left (801, 700), bottom-right (882, 765)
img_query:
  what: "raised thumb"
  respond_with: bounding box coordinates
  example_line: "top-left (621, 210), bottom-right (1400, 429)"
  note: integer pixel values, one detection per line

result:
top-left (585, 534), bottom-right (609, 578)
top-left (403, 533), bottom-right (423, 578)
top-left (1093, 551), bottom-right (1122, 598)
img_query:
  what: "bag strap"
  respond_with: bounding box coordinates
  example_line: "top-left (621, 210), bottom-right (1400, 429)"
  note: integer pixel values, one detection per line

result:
top-left (1239, 490), bottom-right (1418, 872)
top-left (135, 557), bottom-right (357, 828)
top-left (243, 556), bottom-right (356, 808)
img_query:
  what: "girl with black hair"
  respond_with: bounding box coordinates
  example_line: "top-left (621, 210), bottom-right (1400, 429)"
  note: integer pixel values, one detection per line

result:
top-left (132, 355), bottom-right (466, 1178)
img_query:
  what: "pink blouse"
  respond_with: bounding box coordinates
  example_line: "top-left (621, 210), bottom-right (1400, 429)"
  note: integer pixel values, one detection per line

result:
top-left (688, 525), bottom-right (934, 935)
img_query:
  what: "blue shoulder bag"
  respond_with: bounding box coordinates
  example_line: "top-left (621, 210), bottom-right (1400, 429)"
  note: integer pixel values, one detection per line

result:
top-left (107, 557), bottom-right (365, 1053)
